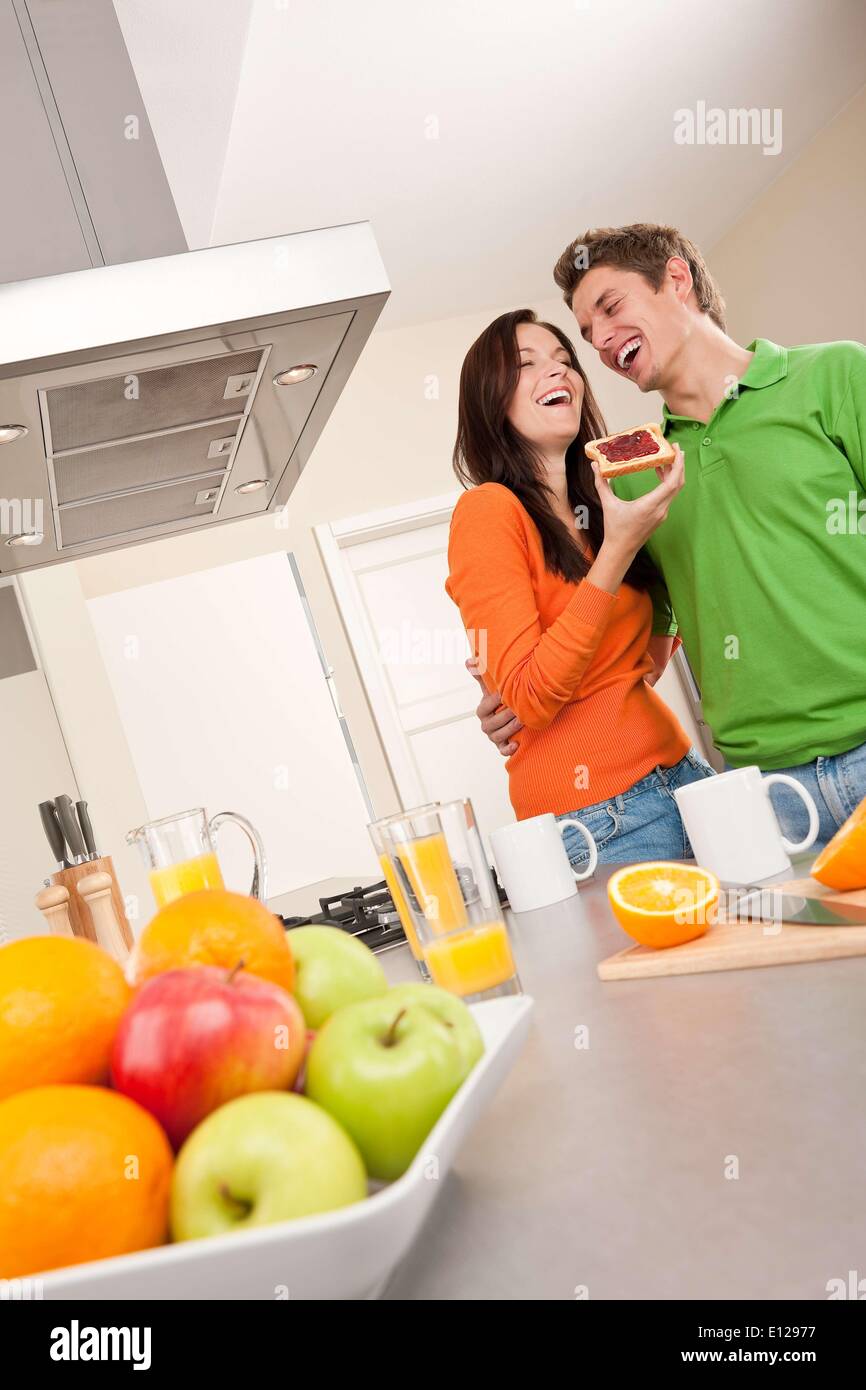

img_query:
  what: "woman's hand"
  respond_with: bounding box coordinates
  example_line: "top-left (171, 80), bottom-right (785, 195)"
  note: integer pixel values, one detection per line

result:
top-left (466, 658), bottom-right (521, 756)
top-left (587, 445), bottom-right (685, 595)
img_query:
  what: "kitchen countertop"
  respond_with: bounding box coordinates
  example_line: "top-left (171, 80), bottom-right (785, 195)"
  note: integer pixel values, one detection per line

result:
top-left (381, 861), bottom-right (866, 1300)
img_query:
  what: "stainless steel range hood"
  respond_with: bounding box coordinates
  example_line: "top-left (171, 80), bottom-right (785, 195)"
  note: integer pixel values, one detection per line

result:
top-left (0, 1), bottom-right (389, 572)
top-left (0, 226), bottom-right (389, 572)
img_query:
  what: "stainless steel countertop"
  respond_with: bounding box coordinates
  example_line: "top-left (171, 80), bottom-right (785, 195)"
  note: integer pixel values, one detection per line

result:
top-left (382, 863), bottom-right (866, 1300)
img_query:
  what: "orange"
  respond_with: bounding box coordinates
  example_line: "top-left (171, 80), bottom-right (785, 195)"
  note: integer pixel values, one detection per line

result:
top-left (811, 796), bottom-right (866, 892)
top-left (0, 1085), bottom-right (173, 1277)
top-left (0, 936), bottom-right (131, 1101)
top-left (130, 888), bottom-right (295, 993)
top-left (607, 861), bottom-right (720, 949)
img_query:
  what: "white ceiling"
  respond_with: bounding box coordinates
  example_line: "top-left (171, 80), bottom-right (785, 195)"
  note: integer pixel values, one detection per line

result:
top-left (119, 0), bottom-right (866, 328)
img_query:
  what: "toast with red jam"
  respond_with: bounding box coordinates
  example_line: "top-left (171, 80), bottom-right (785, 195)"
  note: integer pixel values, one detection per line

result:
top-left (585, 422), bottom-right (675, 478)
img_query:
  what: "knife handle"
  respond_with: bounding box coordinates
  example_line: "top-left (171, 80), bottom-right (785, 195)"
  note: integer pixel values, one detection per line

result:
top-left (75, 800), bottom-right (98, 857)
top-left (55, 794), bottom-right (87, 861)
top-left (38, 801), bottom-right (67, 866)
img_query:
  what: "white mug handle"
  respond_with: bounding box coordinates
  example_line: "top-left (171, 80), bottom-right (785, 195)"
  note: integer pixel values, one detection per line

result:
top-left (761, 774), bottom-right (820, 854)
top-left (557, 818), bottom-right (598, 882)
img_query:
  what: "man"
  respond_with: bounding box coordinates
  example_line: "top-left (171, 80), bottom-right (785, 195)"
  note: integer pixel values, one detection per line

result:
top-left (473, 223), bottom-right (866, 848)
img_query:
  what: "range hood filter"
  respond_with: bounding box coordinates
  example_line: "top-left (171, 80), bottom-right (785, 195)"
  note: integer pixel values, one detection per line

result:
top-left (44, 347), bottom-right (267, 549)
top-left (52, 423), bottom-right (245, 507)
top-left (44, 349), bottom-right (265, 452)
top-left (57, 473), bottom-right (226, 549)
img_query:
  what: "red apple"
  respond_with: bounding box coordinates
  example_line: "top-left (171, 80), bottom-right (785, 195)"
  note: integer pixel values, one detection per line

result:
top-left (292, 1029), bottom-right (317, 1094)
top-left (111, 963), bottom-right (306, 1148)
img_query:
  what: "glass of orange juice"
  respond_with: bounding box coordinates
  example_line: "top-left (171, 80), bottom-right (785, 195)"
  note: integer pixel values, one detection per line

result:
top-left (383, 799), bottom-right (521, 1003)
top-left (368, 813), bottom-right (433, 980)
top-left (127, 808), bottom-right (267, 908)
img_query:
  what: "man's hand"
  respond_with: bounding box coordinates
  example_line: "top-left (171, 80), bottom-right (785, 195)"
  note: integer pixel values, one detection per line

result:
top-left (466, 658), bottom-right (522, 757)
top-left (644, 634), bottom-right (675, 687)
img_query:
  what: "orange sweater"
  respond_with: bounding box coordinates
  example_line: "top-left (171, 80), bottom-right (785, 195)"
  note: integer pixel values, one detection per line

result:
top-left (445, 483), bottom-right (690, 818)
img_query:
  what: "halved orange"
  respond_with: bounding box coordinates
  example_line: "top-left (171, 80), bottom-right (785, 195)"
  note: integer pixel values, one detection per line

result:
top-left (607, 861), bottom-right (720, 949)
top-left (811, 796), bottom-right (866, 892)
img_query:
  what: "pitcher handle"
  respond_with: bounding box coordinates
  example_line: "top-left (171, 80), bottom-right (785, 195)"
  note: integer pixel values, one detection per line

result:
top-left (208, 811), bottom-right (269, 902)
top-left (761, 775), bottom-right (820, 855)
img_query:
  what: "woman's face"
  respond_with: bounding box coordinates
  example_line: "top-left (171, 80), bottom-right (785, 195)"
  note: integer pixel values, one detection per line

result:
top-left (506, 322), bottom-right (585, 450)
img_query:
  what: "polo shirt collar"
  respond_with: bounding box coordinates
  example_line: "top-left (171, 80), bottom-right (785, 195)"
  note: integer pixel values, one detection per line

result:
top-left (739, 338), bottom-right (788, 389)
top-left (661, 338), bottom-right (788, 429)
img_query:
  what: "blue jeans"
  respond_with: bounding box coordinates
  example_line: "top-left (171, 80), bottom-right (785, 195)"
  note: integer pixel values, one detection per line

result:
top-left (555, 746), bottom-right (717, 870)
top-left (724, 738), bottom-right (866, 854)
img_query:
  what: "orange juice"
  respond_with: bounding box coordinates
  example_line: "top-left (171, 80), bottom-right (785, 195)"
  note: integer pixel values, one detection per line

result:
top-left (425, 919), bottom-right (515, 997)
top-left (395, 833), bottom-right (467, 934)
top-left (378, 853), bottom-right (424, 960)
top-left (149, 851), bottom-right (224, 907)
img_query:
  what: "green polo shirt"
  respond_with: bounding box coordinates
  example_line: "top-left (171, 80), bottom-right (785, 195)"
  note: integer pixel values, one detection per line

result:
top-left (614, 338), bottom-right (866, 768)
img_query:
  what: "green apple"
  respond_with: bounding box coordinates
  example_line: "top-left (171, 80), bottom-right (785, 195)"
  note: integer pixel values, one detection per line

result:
top-left (385, 983), bottom-right (484, 1082)
top-left (306, 995), bottom-right (465, 1181)
top-left (170, 1091), bottom-right (367, 1240)
top-left (288, 925), bottom-right (388, 1029)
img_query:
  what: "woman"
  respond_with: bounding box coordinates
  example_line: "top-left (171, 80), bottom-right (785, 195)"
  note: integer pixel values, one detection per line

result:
top-left (446, 309), bottom-right (715, 869)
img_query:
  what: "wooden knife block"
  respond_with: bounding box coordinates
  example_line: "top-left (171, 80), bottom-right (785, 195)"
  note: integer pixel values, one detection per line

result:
top-left (50, 856), bottom-right (134, 952)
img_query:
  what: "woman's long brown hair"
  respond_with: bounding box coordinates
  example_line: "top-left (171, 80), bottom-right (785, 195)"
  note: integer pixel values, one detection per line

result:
top-left (452, 308), bottom-right (659, 590)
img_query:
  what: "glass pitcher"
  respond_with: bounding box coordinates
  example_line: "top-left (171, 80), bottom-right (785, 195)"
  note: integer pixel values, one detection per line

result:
top-left (127, 807), bottom-right (268, 908)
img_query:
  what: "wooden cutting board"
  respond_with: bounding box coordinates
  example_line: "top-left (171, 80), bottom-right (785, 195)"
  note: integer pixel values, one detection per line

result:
top-left (597, 875), bottom-right (866, 981)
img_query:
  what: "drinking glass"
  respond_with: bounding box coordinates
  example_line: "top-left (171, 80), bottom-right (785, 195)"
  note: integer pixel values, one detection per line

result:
top-left (383, 798), bottom-right (521, 1002)
top-left (368, 812), bottom-right (433, 979)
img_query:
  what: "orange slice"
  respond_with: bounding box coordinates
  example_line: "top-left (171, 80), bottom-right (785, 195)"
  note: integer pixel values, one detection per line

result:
top-left (607, 861), bottom-right (720, 949)
top-left (811, 796), bottom-right (866, 892)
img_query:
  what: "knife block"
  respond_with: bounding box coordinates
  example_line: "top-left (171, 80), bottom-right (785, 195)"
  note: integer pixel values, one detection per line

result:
top-left (50, 856), bottom-right (134, 953)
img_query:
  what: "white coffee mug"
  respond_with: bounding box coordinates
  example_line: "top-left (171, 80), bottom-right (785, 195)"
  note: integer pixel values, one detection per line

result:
top-left (673, 765), bottom-right (820, 883)
top-left (490, 812), bottom-right (598, 913)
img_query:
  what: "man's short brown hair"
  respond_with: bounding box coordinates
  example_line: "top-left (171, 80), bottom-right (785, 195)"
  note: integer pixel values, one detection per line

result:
top-left (553, 223), bottom-right (727, 331)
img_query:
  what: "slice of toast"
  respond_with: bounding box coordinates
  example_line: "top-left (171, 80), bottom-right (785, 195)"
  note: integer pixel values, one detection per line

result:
top-left (585, 422), bottom-right (675, 478)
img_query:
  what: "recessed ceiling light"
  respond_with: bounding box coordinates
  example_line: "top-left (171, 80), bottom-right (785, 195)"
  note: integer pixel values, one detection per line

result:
top-left (235, 479), bottom-right (269, 494)
top-left (0, 425), bottom-right (28, 444)
top-left (5, 531), bottom-right (43, 547)
top-left (273, 364), bottom-right (318, 386)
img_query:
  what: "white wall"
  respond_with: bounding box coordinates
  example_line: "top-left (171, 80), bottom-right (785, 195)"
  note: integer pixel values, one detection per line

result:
top-left (709, 87), bottom-right (866, 346)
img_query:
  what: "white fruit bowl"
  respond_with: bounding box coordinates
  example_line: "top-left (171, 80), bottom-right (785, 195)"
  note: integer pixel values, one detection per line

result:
top-left (38, 994), bottom-right (534, 1301)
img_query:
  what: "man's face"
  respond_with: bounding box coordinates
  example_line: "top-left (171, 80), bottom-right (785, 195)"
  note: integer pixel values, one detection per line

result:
top-left (571, 263), bottom-right (688, 393)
